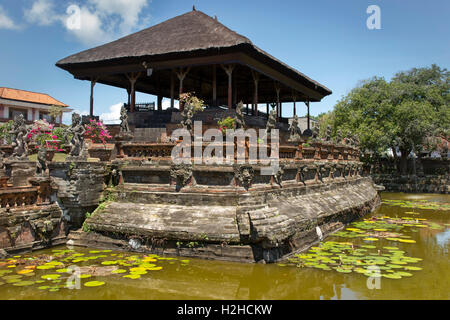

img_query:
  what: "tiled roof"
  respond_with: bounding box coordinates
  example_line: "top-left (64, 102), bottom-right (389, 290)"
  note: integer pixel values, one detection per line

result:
top-left (0, 87), bottom-right (68, 107)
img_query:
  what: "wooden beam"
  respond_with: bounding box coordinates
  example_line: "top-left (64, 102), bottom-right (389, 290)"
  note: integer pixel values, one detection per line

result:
top-left (275, 82), bottom-right (281, 122)
top-left (170, 71), bottom-right (175, 108)
top-left (221, 64), bottom-right (235, 110)
top-left (252, 70), bottom-right (260, 116)
top-left (157, 95), bottom-right (163, 111)
top-left (212, 65), bottom-right (217, 106)
top-left (176, 67), bottom-right (190, 111)
top-left (126, 72), bottom-right (141, 113)
top-left (305, 101), bottom-right (310, 130)
top-left (292, 91), bottom-right (297, 116)
top-left (89, 78), bottom-right (97, 117)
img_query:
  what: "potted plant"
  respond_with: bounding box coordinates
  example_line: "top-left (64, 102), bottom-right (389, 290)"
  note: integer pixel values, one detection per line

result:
top-left (27, 120), bottom-right (65, 161)
top-left (217, 116), bottom-right (235, 135)
top-left (85, 119), bottom-right (113, 161)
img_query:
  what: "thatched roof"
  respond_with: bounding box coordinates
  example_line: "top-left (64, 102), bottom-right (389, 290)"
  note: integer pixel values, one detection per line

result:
top-left (56, 9), bottom-right (331, 100)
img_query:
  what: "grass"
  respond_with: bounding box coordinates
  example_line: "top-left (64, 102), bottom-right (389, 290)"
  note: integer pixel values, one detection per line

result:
top-left (28, 152), bottom-right (68, 162)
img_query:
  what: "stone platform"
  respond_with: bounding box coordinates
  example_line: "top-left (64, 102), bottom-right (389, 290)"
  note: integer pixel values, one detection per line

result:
top-left (73, 160), bottom-right (380, 263)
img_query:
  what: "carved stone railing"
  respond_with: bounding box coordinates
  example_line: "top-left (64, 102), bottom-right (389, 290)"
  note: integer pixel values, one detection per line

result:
top-left (118, 140), bottom-right (360, 163)
top-left (0, 179), bottom-right (52, 208)
top-left (122, 143), bottom-right (175, 158)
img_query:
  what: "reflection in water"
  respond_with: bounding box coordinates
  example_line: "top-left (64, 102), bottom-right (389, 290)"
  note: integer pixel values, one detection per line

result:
top-left (0, 193), bottom-right (448, 300)
top-left (436, 229), bottom-right (450, 248)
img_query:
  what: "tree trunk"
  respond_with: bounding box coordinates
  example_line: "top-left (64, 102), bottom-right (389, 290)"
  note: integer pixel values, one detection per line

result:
top-left (399, 148), bottom-right (410, 175)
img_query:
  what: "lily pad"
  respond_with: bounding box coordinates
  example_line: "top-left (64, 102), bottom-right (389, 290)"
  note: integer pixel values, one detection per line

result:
top-left (84, 281), bottom-right (105, 287)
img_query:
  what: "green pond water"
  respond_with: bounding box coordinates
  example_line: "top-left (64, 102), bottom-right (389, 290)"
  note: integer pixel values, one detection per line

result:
top-left (0, 192), bottom-right (448, 300)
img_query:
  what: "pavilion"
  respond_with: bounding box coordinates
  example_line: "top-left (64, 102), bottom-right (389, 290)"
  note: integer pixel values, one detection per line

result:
top-left (56, 8), bottom-right (331, 131)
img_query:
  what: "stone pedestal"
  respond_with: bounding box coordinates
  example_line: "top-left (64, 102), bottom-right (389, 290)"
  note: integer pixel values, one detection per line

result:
top-left (4, 161), bottom-right (36, 187)
top-left (114, 132), bottom-right (134, 159)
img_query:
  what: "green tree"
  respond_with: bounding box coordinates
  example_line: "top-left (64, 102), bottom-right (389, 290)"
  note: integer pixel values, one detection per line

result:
top-left (330, 65), bottom-right (449, 174)
top-left (49, 105), bottom-right (65, 124)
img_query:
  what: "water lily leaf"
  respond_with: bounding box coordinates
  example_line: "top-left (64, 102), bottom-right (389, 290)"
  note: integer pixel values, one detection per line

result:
top-left (398, 239), bottom-right (416, 244)
top-left (41, 274), bottom-right (61, 280)
top-left (403, 266), bottom-right (422, 271)
top-left (13, 280), bottom-right (35, 286)
top-left (363, 238), bottom-right (379, 241)
top-left (111, 269), bottom-right (126, 274)
top-left (101, 261), bottom-right (117, 265)
top-left (38, 286), bottom-right (50, 290)
top-left (383, 273), bottom-right (402, 279)
top-left (123, 274), bottom-right (141, 279)
top-left (17, 269), bottom-right (34, 275)
top-left (84, 281), bottom-right (105, 287)
top-left (79, 274), bottom-right (91, 279)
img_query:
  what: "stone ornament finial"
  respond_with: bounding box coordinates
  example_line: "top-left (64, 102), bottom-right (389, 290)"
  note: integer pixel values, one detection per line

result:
top-left (235, 101), bottom-right (246, 130)
top-left (265, 103), bottom-right (277, 136)
top-left (36, 146), bottom-right (47, 176)
top-left (288, 115), bottom-right (302, 142)
top-left (170, 163), bottom-right (193, 190)
top-left (234, 164), bottom-right (254, 190)
top-left (181, 102), bottom-right (194, 134)
top-left (10, 114), bottom-right (29, 160)
top-left (120, 105), bottom-right (130, 133)
top-left (67, 113), bottom-right (86, 159)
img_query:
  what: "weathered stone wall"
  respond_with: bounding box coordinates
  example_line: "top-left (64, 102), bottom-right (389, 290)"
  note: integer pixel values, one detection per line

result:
top-left (49, 162), bottom-right (107, 228)
top-left (372, 174), bottom-right (449, 194)
top-left (0, 203), bottom-right (66, 253)
top-left (76, 159), bottom-right (380, 263)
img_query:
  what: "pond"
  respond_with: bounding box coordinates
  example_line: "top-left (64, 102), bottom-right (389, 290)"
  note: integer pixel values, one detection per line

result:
top-left (0, 193), bottom-right (448, 300)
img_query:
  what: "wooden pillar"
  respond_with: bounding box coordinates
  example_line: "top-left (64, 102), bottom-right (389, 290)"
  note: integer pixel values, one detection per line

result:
top-left (126, 73), bottom-right (140, 113)
top-left (306, 101), bottom-right (311, 130)
top-left (252, 70), bottom-right (259, 116)
top-left (292, 92), bottom-right (297, 116)
top-left (127, 88), bottom-right (131, 107)
top-left (246, 103), bottom-right (249, 115)
top-left (89, 78), bottom-right (97, 117)
top-left (176, 67), bottom-right (190, 111)
top-left (275, 83), bottom-right (281, 122)
top-left (212, 65), bottom-right (217, 106)
top-left (266, 103), bottom-right (269, 117)
top-left (221, 64), bottom-right (234, 110)
top-left (157, 95), bottom-right (163, 111)
top-left (280, 102), bottom-right (282, 119)
top-left (170, 71), bottom-right (175, 109)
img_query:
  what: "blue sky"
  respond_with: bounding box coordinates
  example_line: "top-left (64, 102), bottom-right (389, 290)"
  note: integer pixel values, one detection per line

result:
top-left (0, 0), bottom-right (448, 124)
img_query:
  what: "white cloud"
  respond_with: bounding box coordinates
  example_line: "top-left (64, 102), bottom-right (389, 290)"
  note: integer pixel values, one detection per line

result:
top-left (62, 109), bottom-right (88, 125)
top-left (66, 6), bottom-right (109, 46)
top-left (100, 103), bottom-right (122, 124)
top-left (162, 99), bottom-right (179, 110)
top-left (89, 0), bottom-right (148, 34)
top-left (23, 0), bottom-right (150, 46)
top-left (24, 0), bottom-right (60, 26)
top-left (0, 5), bottom-right (19, 30)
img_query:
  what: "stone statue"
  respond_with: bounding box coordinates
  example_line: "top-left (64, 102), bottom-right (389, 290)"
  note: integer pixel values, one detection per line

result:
top-left (234, 164), bottom-right (254, 190)
top-left (68, 113), bottom-right (86, 157)
top-left (345, 132), bottom-right (353, 146)
top-left (170, 163), bottom-right (193, 190)
top-left (324, 126), bottom-right (332, 143)
top-left (353, 134), bottom-right (360, 149)
top-left (10, 114), bottom-right (29, 160)
top-left (36, 147), bottom-right (47, 176)
top-left (288, 115), bottom-right (302, 142)
top-left (311, 123), bottom-right (320, 141)
top-left (181, 102), bottom-right (194, 133)
top-left (235, 101), bottom-right (245, 130)
top-left (265, 104), bottom-right (277, 136)
top-left (273, 165), bottom-right (284, 186)
top-left (336, 129), bottom-right (343, 145)
top-left (120, 105), bottom-right (130, 133)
